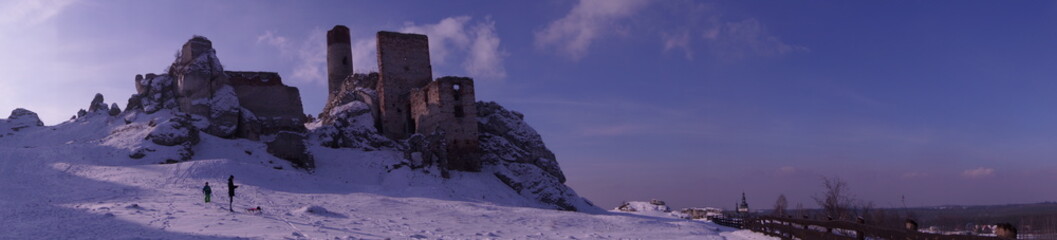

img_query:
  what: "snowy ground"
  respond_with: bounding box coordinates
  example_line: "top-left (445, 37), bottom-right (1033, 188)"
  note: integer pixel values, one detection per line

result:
top-left (0, 113), bottom-right (773, 239)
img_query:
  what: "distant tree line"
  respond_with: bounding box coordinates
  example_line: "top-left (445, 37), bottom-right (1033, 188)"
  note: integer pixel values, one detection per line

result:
top-left (769, 177), bottom-right (1057, 237)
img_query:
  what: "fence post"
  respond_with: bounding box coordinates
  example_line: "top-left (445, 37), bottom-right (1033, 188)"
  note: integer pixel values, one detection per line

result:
top-left (856, 217), bottom-right (866, 240)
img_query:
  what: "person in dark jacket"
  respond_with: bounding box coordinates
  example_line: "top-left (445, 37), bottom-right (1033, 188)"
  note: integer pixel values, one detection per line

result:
top-left (202, 182), bottom-right (212, 203)
top-left (227, 175), bottom-right (238, 212)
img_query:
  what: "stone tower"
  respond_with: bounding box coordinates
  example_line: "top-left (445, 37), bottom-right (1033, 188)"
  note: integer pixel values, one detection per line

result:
top-left (376, 31), bottom-right (432, 140)
top-left (327, 25), bottom-right (353, 96)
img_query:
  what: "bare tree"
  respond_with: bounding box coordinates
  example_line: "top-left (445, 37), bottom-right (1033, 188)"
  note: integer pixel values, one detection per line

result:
top-left (773, 194), bottom-right (788, 217)
top-left (813, 176), bottom-right (855, 221)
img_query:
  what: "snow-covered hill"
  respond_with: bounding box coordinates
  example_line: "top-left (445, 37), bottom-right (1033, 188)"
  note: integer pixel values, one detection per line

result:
top-left (0, 107), bottom-right (773, 239)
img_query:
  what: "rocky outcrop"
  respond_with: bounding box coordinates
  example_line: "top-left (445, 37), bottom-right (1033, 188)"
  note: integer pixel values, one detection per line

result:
top-left (108, 103), bottom-right (121, 116)
top-left (129, 73), bottom-right (178, 114)
top-left (320, 73), bottom-right (380, 125)
top-left (122, 36), bottom-right (312, 168)
top-left (2, 108), bottom-right (44, 133)
top-left (477, 102), bottom-right (565, 182)
top-left (146, 115), bottom-right (199, 147)
top-left (168, 36), bottom-right (239, 138)
top-left (88, 93), bottom-right (108, 113)
top-left (312, 101), bottom-right (393, 151)
top-left (476, 101), bottom-right (595, 211)
top-left (313, 73), bottom-right (391, 151)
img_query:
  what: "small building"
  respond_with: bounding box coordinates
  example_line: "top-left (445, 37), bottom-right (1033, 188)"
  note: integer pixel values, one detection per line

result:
top-left (737, 192), bottom-right (750, 214)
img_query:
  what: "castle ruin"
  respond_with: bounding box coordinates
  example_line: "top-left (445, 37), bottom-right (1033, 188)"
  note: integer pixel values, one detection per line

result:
top-left (326, 25), bottom-right (480, 171)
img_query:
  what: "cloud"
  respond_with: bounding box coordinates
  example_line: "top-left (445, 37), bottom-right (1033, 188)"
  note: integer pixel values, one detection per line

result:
top-left (400, 16), bottom-right (508, 81)
top-left (350, 38), bottom-right (377, 73)
top-left (704, 18), bottom-right (809, 61)
top-left (663, 31), bottom-right (693, 60)
top-left (401, 17), bottom-right (473, 66)
top-left (962, 167), bottom-right (995, 179)
top-left (0, 0), bottom-right (78, 27)
top-left (534, 0), bottom-right (649, 60)
top-left (464, 19), bottom-right (508, 80)
top-left (535, 0), bottom-right (805, 61)
top-left (257, 17), bottom-right (507, 83)
top-left (256, 29), bottom-right (327, 85)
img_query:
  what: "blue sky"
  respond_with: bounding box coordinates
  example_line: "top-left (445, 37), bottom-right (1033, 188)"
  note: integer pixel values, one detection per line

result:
top-left (3, 0), bottom-right (1057, 210)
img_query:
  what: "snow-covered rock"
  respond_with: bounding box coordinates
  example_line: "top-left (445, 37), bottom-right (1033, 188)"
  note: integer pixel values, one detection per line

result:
top-left (476, 101), bottom-right (595, 212)
top-left (204, 85), bottom-right (239, 137)
top-left (130, 73), bottom-right (178, 114)
top-left (146, 114), bottom-right (199, 147)
top-left (5, 108), bottom-right (44, 130)
top-left (311, 101), bottom-right (393, 150)
top-left (477, 101), bottom-right (565, 183)
top-left (108, 103), bottom-right (121, 116)
top-left (88, 93), bottom-right (108, 113)
top-left (169, 36), bottom-right (240, 138)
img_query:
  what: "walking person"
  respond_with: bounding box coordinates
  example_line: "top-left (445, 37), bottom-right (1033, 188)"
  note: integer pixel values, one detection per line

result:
top-left (227, 175), bottom-right (238, 212)
top-left (202, 182), bottom-right (212, 203)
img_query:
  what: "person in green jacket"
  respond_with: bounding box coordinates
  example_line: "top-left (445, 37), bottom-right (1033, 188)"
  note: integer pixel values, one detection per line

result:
top-left (203, 182), bottom-right (212, 203)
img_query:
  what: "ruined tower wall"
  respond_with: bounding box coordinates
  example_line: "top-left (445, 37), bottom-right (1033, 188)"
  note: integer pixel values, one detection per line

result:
top-left (327, 25), bottom-right (353, 97)
top-left (410, 77), bottom-right (480, 171)
top-left (376, 31), bottom-right (432, 140)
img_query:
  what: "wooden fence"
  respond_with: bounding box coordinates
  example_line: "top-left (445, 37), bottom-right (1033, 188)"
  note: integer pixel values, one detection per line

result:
top-left (743, 216), bottom-right (1007, 240)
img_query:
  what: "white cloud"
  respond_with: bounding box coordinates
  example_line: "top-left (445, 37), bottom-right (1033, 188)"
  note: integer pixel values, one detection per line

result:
top-left (258, 17), bottom-right (508, 83)
top-left (962, 167), bottom-right (995, 179)
top-left (399, 16), bottom-right (508, 81)
top-left (350, 38), bottom-right (377, 73)
top-left (464, 19), bottom-right (507, 80)
top-left (401, 17), bottom-right (473, 66)
top-left (0, 0), bottom-right (78, 27)
top-left (535, 0), bottom-right (805, 62)
top-left (534, 0), bottom-right (649, 60)
top-left (256, 29), bottom-right (327, 85)
top-left (663, 31), bottom-right (693, 60)
top-left (704, 18), bottom-right (808, 61)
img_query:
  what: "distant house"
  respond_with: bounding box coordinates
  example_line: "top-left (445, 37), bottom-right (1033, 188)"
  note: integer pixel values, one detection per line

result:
top-left (680, 207), bottom-right (723, 220)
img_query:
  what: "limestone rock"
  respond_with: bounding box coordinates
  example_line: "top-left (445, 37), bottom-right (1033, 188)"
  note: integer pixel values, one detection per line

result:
top-left (320, 73), bottom-right (379, 124)
top-left (476, 101), bottom-right (597, 212)
top-left (168, 36), bottom-right (240, 138)
top-left (312, 101), bottom-right (393, 150)
top-left (88, 93), bottom-right (108, 112)
top-left (108, 103), bottom-right (121, 116)
top-left (203, 85), bottom-right (239, 137)
top-left (493, 162), bottom-right (594, 212)
top-left (477, 101), bottom-right (564, 182)
top-left (6, 108), bottom-right (44, 131)
top-left (146, 115), bottom-right (199, 146)
top-left (133, 74), bottom-right (178, 114)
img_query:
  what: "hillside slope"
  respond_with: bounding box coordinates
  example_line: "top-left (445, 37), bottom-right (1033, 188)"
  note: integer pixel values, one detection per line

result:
top-left (0, 109), bottom-right (772, 239)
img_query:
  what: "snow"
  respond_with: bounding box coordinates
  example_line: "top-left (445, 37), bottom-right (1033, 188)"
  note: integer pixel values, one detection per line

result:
top-left (0, 110), bottom-right (776, 239)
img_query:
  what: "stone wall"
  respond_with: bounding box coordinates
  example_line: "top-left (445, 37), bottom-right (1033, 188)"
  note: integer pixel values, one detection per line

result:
top-left (410, 77), bottom-right (480, 171)
top-left (227, 71), bottom-right (306, 138)
top-left (227, 71), bottom-right (311, 168)
top-left (376, 31), bottom-right (432, 140)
